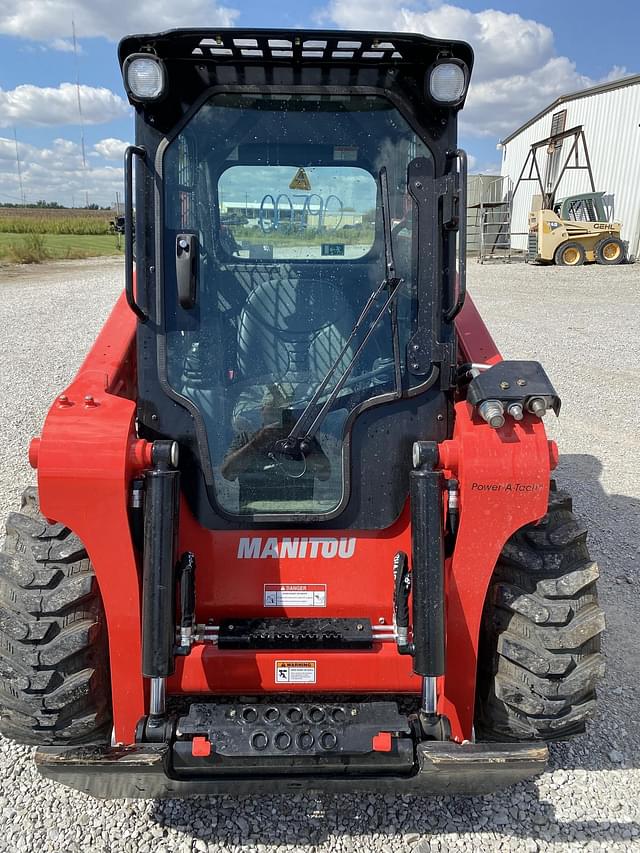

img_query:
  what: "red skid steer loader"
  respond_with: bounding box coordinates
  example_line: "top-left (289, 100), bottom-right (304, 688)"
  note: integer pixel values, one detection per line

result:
top-left (0, 29), bottom-right (604, 797)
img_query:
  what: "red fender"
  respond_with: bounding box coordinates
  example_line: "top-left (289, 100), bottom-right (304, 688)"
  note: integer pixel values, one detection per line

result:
top-left (438, 402), bottom-right (556, 738)
top-left (33, 293), bottom-right (148, 743)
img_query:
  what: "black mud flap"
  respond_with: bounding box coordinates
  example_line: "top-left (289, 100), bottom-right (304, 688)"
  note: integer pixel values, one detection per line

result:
top-left (34, 740), bottom-right (548, 799)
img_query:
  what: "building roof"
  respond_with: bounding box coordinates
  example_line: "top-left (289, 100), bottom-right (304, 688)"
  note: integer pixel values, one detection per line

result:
top-left (501, 72), bottom-right (640, 144)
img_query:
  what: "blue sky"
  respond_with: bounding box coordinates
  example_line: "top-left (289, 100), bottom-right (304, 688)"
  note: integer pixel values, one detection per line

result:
top-left (0, 0), bottom-right (637, 206)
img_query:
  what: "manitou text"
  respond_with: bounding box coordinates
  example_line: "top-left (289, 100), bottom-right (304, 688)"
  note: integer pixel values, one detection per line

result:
top-left (237, 537), bottom-right (357, 559)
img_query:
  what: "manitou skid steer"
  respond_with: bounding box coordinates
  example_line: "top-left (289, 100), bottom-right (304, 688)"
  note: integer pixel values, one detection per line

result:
top-left (0, 29), bottom-right (604, 798)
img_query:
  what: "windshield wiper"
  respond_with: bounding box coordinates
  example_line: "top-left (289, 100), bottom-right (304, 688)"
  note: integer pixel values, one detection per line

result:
top-left (272, 167), bottom-right (403, 462)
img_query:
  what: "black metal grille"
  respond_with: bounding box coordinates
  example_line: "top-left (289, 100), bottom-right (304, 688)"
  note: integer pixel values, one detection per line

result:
top-left (190, 34), bottom-right (404, 62)
top-left (119, 28), bottom-right (477, 72)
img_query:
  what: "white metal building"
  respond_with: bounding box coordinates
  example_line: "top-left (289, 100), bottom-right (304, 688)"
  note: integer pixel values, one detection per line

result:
top-left (500, 74), bottom-right (640, 257)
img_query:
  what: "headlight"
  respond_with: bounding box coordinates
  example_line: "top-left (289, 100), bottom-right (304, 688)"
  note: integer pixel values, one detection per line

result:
top-left (124, 55), bottom-right (165, 101)
top-left (428, 61), bottom-right (467, 104)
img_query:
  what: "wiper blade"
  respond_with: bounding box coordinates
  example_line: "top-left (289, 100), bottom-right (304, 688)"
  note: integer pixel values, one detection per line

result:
top-left (273, 167), bottom-right (403, 459)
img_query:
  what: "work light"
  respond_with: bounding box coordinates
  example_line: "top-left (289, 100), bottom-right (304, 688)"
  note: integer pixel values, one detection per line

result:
top-left (428, 61), bottom-right (467, 104)
top-left (124, 55), bottom-right (166, 101)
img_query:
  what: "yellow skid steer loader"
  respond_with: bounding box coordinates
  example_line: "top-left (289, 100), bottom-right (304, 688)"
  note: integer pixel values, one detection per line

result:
top-left (527, 192), bottom-right (625, 266)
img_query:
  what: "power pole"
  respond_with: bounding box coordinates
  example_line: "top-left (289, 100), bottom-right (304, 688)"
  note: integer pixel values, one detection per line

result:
top-left (72, 17), bottom-right (90, 208)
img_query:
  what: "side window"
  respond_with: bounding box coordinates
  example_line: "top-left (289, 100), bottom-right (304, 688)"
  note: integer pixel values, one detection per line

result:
top-left (567, 200), bottom-right (584, 221)
top-left (567, 199), bottom-right (597, 222)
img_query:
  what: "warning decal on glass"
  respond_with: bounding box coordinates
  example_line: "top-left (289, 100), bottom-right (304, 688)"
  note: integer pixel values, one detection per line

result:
top-left (275, 660), bottom-right (317, 684)
top-left (264, 584), bottom-right (327, 608)
top-left (289, 167), bottom-right (311, 190)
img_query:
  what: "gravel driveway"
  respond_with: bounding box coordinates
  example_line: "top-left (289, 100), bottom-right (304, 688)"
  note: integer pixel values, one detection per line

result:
top-left (1, 256), bottom-right (639, 852)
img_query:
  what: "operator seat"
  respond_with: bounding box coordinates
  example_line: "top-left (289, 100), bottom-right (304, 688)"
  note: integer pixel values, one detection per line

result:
top-left (232, 277), bottom-right (355, 431)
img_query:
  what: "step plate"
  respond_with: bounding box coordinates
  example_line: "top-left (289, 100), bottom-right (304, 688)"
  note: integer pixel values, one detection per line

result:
top-left (177, 700), bottom-right (410, 758)
top-left (217, 618), bottom-right (373, 649)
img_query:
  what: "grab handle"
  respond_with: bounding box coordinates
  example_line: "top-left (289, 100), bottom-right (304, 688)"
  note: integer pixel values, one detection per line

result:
top-left (124, 145), bottom-right (147, 321)
top-left (444, 148), bottom-right (467, 322)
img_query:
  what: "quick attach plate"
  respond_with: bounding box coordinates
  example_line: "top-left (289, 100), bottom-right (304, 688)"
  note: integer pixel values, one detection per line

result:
top-left (176, 701), bottom-right (411, 759)
top-left (218, 618), bottom-right (373, 650)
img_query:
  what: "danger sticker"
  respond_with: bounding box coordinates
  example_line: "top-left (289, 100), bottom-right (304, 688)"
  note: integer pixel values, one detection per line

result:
top-left (275, 660), bottom-right (317, 684)
top-left (264, 584), bottom-right (327, 608)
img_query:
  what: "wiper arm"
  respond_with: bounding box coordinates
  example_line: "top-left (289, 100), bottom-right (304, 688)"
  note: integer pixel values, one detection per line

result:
top-left (273, 167), bottom-right (403, 460)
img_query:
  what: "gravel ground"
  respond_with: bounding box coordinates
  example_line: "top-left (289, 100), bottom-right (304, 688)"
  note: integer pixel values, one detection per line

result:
top-left (1, 256), bottom-right (639, 852)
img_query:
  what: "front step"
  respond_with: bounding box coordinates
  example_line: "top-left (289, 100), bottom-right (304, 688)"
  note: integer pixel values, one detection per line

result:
top-left (172, 700), bottom-right (414, 776)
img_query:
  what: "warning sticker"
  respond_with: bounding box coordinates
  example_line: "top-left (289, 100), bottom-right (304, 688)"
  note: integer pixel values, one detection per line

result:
top-left (275, 660), bottom-right (317, 684)
top-left (289, 167), bottom-right (311, 190)
top-left (264, 584), bottom-right (327, 608)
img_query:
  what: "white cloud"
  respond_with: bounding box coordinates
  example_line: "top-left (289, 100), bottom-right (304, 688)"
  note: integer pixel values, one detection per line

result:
top-left (0, 83), bottom-right (129, 128)
top-left (50, 37), bottom-right (78, 53)
top-left (0, 136), bottom-right (125, 205)
top-left (93, 138), bottom-right (130, 161)
top-left (462, 56), bottom-right (593, 138)
top-left (0, 0), bottom-right (238, 42)
top-left (320, 1), bottom-right (627, 139)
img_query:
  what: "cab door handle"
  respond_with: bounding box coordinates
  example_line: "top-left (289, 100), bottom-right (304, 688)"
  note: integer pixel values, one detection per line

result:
top-left (176, 233), bottom-right (198, 309)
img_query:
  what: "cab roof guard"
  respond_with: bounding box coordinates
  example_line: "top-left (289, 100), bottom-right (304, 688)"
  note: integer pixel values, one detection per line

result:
top-left (119, 28), bottom-right (473, 74)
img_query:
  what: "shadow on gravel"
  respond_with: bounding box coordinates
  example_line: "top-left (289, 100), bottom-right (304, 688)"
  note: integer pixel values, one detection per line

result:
top-left (556, 453), bottom-right (640, 586)
top-left (151, 782), bottom-right (640, 848)
top-left (152, 452), bottom-right (640, 848)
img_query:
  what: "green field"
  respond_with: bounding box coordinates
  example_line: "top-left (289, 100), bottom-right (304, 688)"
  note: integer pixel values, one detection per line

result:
top-left (0, 208), bottom-right (122, 263)
top-left (0, 232), bottom-right (123, 263)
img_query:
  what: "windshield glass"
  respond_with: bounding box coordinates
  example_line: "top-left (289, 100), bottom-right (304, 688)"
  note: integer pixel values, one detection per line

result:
top-left (163, 92), bottom-right (432, 517)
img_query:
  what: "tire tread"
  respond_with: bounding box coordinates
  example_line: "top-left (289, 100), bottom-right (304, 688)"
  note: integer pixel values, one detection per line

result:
top-left (476, 488), bottom-right (605, 741)
top-left (0, 489), bottom-right (111, 745)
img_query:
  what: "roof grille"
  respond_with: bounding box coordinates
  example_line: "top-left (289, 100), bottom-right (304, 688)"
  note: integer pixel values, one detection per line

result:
top-left (189, 34), bottom-right (403, 62)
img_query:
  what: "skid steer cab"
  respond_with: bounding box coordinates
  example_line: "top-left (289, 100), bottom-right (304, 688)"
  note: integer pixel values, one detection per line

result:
top-left (2, 29), bottom-right (604, 799)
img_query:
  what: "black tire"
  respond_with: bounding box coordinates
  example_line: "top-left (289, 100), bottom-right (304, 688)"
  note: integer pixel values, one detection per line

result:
top-left (554, 241), bottom-right (585, 267)
top-left (595, 236), bottom-right (625, 265)
top-left (476, 487), bottom-right (605, 742)
top-left (0, 487), bottom-right (111, 745)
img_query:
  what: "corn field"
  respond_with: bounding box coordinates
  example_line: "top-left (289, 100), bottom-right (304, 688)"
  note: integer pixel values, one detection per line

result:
top-left (0, 208), bottom-right (113, 235)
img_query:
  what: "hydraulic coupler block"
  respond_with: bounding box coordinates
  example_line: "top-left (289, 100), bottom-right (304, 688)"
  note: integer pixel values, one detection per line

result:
top-left (466, 361), bottom-right (560, 426)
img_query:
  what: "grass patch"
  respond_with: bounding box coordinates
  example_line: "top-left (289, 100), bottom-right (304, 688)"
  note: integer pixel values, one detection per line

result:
top-left (5, 234), bottom-right (50, 263)
top-left (0, 233), bottom-right (123, 263)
